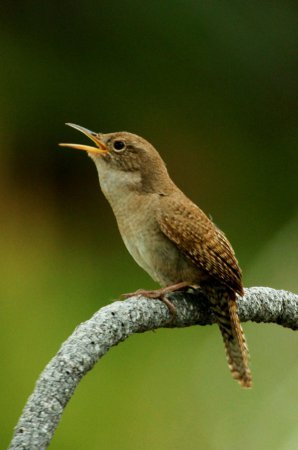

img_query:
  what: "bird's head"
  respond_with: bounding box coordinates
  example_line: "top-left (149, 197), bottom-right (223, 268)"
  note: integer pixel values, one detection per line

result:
top-left (59, 123), bottom-right (174, 195)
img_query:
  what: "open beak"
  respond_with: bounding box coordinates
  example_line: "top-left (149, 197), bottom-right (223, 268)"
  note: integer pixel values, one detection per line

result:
top-left (59, 123), bottom-right (108, 155)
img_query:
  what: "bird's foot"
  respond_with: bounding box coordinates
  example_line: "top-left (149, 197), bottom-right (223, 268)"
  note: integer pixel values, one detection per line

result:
top-left (121, 281), bottom-right (191, 316)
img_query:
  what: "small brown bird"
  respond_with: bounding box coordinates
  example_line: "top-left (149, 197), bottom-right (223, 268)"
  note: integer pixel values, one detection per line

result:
top-left (60, 123), bottom-right (251, 387)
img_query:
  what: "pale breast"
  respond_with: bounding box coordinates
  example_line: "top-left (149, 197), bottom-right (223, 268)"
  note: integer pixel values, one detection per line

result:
top-left (115, 193), bottom-right (169, 283)
top-left (112, 193), bottom-right (200, 286)
top-left (94, 162), bottom-right (200, 286)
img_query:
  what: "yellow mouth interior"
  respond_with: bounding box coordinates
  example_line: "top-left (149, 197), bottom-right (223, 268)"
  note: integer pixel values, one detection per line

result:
top-left (59, 123), bottom-right (108, 155)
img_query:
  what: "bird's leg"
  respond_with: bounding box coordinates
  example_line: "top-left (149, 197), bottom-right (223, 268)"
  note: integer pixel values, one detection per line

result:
top-left (122, 281), bottom-right (191, 315)
top-left (122, 281), bottom-right (191, 299)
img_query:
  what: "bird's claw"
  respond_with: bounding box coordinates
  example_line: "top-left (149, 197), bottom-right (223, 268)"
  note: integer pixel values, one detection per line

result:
top-left (121, 288), bottom-right (177, 316)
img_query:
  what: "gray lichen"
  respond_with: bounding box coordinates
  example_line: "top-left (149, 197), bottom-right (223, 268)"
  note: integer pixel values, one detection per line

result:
top-left (9, 287), bottom-right (298, 449)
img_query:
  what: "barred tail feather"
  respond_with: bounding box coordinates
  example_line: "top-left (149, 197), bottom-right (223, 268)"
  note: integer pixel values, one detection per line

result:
top-left (207, 287), bottom-right (252, 388)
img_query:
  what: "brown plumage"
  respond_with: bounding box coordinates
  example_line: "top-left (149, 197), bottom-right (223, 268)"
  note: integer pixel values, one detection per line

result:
top-left (157, 194), bottom-right (251, 387)
top-left (60, 124), bottom-right (252, 387)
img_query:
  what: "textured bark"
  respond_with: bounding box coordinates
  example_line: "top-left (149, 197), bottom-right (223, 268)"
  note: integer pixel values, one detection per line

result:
top-left (9, 287), bottom-right (298, 449)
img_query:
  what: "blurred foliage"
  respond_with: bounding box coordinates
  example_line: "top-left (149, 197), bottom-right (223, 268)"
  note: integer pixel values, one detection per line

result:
top-left (1, 1), bottom-right (297, 449)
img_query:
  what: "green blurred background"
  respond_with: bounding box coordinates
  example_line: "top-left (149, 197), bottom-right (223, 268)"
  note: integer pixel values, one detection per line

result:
top-left (1, 1), bottom-right (298, 449)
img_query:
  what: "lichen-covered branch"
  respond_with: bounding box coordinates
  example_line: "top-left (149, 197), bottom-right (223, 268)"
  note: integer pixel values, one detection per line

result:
top-left (9, 287), bottom-right (298, 449)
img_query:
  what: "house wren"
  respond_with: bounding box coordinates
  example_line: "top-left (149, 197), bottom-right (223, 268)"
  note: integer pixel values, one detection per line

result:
top-left (60, 123), bottom-right (252, 388)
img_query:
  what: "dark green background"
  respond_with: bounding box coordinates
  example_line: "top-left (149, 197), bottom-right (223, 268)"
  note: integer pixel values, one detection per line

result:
top-left (1, 2), bottom-right (297, 449)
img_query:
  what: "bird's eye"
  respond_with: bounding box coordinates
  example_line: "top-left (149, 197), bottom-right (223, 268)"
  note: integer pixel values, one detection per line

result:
top-left (113, 140), bottom-right (126, 152)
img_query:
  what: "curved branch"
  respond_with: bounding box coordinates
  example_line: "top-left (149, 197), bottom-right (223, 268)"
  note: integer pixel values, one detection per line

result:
top-left (9, 287), bottom-right (298, 449)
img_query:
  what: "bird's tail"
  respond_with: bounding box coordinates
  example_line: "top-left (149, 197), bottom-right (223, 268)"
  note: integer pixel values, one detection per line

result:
top-left (206, 286), bottom-right (252, 388)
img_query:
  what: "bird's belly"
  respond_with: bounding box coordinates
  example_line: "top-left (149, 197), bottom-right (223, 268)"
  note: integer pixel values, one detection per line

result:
top-left (118, 212), bottom-right (198, 286)
top-left (122, 228), bottom-right (174, 285)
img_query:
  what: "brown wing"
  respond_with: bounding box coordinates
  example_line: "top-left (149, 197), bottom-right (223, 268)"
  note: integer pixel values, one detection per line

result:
top-left (157, 193), bottom-right (243, 295)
